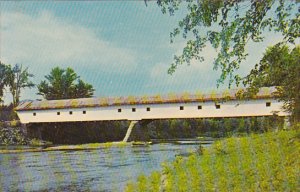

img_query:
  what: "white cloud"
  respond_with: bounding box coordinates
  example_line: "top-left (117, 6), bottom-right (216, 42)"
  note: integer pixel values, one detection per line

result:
top-left (149, 43), bottom-right (218, 85)
top-left (149, 31), bottom-right (291, 91)
top-left (0, 11), bottom-right (137, 72)
top-left (0, 10), bottom-right (140, 103)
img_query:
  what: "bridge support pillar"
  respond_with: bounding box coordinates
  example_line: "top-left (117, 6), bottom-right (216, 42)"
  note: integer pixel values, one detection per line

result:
top-left (123, 121), bottom-right (139, 142)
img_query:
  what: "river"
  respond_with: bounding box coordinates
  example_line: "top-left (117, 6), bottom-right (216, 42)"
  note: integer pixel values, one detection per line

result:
top-left (0, 142), bottom-right (211, 191)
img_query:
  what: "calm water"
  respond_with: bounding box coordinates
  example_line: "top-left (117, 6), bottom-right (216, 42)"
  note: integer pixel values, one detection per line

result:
top-left (0, 143), bottom-right (208, 191)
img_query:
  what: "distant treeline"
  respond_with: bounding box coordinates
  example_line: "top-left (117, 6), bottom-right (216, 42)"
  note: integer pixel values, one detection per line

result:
top-left (26, 115), bottom-right (284, 144)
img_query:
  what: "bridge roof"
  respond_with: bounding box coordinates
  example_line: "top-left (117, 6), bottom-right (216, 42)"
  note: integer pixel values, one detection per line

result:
top-left (15, 87), bottom-right (278, 111)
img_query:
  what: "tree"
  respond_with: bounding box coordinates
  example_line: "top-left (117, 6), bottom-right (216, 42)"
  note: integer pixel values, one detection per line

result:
top-left (6, 64), bottom-right (34, 107)
top-left (37, 67), bottom-right (95, 100)
top-left (74, 79), bottom-right (94, 99)
top-left (243, 44), bottom-right (300, 123)
top-left (0, 61), bottom-right (9, 104)
top-left (156, 0), bottom-right (299, 86)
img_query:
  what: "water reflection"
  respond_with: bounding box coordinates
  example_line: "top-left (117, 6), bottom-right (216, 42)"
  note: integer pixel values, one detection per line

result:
top-left (0, 143), bottom-right (209, 191)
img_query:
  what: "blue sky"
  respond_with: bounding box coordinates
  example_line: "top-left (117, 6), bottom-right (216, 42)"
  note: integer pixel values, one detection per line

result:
top-left (0, 1), bottom-right (293, 102)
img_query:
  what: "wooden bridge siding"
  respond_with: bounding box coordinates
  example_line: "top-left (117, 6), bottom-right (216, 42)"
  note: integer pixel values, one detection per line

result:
top-left (139, 99), bottom-right (287, 119)
top-left (17, 99), bottom-right (288, 124)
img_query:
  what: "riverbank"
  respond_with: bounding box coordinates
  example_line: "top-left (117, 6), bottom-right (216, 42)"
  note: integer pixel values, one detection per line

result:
top-left (125, 130), bottom-right (300, 191)
top-left (0, 141), bottom-right (131, 154)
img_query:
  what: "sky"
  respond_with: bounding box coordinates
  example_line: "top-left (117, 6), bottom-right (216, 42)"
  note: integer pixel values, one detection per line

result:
top-left (0, 1), bottom-right (293, 102)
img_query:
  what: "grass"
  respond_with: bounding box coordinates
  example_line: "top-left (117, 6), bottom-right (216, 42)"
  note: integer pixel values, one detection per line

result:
top-left (29, 138), bottom-right (52, 146)
top-left (125, 130), bottom-right (300, 192)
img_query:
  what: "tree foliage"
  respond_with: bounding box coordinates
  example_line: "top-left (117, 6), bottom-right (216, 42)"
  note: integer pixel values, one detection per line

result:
top-left (6, 64), bottom-right (34, 107)
top-left (37, 67), bottom-right (95, 100)
top-left (0, 61), bottom-right (10, 103)
top-left (243, 44), bottom-right (300, 122)
top-left (156, 0), bottom-right (300, 86)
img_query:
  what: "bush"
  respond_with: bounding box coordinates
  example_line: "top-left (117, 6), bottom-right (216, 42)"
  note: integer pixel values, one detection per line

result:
top-left (291, 122), bottom-right (300, 130)
top-left (0, 126), bottom-right (29, 145)
top-left (29, 138), bottom-right (52, 146)
top-left (10, 120), bottom-right (20, 127)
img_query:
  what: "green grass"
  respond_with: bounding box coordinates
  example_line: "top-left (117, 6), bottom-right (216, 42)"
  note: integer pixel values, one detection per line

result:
top-left (125, 130), bottom-right (300, 192)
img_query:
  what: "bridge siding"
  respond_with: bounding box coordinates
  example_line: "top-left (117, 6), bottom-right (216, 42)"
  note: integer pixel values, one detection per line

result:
top-left (17, 98), bottom-right (288, 124)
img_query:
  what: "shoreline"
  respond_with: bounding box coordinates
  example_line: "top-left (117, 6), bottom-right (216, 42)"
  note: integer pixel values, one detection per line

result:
top-left (0, 141), bottom-right (132, 154)
top-left (0, 139), bottom-right (206, 154)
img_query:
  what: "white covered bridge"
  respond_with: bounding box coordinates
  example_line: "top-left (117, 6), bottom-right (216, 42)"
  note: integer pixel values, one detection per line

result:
top-left (15, 87), bottom-right (288, 142)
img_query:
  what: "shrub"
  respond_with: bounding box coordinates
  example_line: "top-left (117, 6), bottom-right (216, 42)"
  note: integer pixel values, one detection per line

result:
top-left (29, 138), bottom-right (52, 146)
top-left (0, 126), bottom-right (29, 145)
top-left (10, 120), bottom-right (20, 127)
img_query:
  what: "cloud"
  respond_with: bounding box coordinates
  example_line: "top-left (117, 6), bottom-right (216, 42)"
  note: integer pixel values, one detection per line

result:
top-left (149, 43), bottom-right (219, 87)
top-left (0, 11), bottom-right (137, 73)
top-left (149, 31), bottom-right (291, 92)
top-left (0, 10), bottom-right (140, 103)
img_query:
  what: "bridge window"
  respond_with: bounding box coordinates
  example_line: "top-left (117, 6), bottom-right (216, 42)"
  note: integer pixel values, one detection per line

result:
top-left (57, 112), bottom-right (60, 115)
top-left (83, 111), bottom-right (86, 114)
top-left (33, 112), bottom-right (36, 116)
top-left (266, 102), bottom-right (271, 107)
top-left (215, 104), bottom-right (221, 109)
top-left (118, 108), bottom-right (122, 113)
top-left (132, 108), bottom-right (136, 112)
top-left (198, 105), bottom-right (202, 110)
top-left (69, 111), bottom-right (73, 115)
top-left (180, 106), bottom-right (184, 110)
top-left (147, 107), bottom-right (151, 111)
